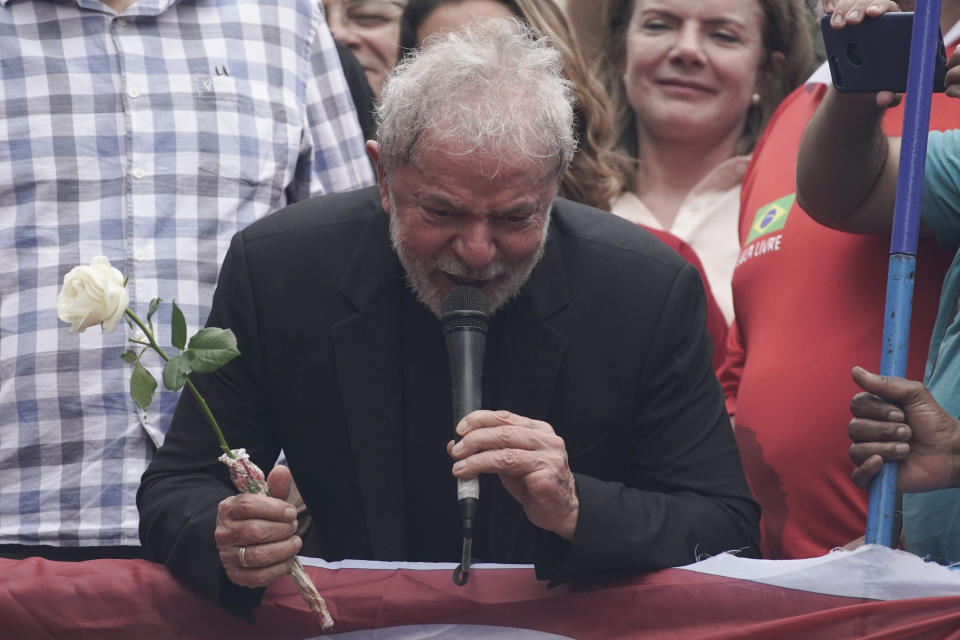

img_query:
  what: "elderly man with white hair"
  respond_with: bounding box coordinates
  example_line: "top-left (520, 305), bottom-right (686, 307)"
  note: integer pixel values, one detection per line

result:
top-left (138, 19), bottom-right (759, 616)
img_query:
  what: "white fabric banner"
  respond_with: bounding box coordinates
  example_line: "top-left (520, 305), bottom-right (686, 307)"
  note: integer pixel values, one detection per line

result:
top-left (681, 544), bottom-right (960, 601)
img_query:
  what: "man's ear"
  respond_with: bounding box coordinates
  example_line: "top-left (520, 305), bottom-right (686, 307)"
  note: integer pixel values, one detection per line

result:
top-left (366, 140), bottom-right (391, 214)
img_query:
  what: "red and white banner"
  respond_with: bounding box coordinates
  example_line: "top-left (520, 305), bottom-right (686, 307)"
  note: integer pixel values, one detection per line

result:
top-left (2, 545), bottom-right (960, 639)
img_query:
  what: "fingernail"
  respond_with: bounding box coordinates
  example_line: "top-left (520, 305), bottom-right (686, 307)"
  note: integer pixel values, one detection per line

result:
top-left (832, 12), bottom-right (843, 25)
top-left (455, 420), bottom-right (466, 436)
top-left (452, 460), bottom-right (466, 473)
top-left (890, 411), bottom-right (905, 422)
top-left (451, 441), bottom-right (464, 455)
top-left (896, 426), bottom-right (907, 438)
top-left (284, 507), bottom-right (296, 520)
top-left (895, 443), bottom-right (909, 455)
top-left (848, 9), bottom-right (860, 20)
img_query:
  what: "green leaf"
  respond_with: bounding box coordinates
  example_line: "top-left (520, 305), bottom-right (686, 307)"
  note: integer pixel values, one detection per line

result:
top-left (121, 349), bottom-right (138, 364)
top-left (130, 362), bottom-right (157, 410)
top-left (185, 327), bottom-right (240, 373)
top-left (162, 353), bottom-right (192, 391)
top-left (171, 301), bottom-right (187, 351)
top-left (147, 298), bottom-right (162, 325)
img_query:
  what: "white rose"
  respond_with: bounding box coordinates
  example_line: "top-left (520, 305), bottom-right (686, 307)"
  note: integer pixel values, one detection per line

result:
top-left (57, 256), bottom-right (129, 333)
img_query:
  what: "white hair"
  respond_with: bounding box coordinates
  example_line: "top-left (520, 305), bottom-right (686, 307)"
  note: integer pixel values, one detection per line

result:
top-left (376, 18), bottom-right (577, 180)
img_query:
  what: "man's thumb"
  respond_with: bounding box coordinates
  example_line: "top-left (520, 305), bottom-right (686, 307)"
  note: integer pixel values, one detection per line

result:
top-left (267, 464), bottom-right (293, 502)
top-left (852, 366), bottom-right (899, 397)
top-left (851, 365), bottom-right (928, 407)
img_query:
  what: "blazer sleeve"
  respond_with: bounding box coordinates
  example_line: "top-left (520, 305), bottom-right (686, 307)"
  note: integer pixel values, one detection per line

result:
top-left (540, 262), bottom-right (760, 584)
top-left (137, 231), bottom-right (281, 618)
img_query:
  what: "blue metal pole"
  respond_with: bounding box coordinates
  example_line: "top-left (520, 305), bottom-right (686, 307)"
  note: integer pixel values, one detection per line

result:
top-left (865, 0), bottom-right (942, 546)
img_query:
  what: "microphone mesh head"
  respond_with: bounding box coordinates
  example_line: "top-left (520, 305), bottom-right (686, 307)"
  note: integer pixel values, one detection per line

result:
top-left (441, 286), bottom-right (490, 332)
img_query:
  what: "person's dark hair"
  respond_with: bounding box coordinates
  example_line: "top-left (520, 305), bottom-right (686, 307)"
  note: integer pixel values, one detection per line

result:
top-left (396, 0), bottom-right (629, 211)
top-left (335, 42), bottom-right (378, 142)
top-left (399, 0), bottom-right (520, 57)
top-left (599, 0), bottom-right (815, 188)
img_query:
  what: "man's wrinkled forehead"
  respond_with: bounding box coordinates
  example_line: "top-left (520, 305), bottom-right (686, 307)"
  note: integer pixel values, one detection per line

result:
top-left (403, 129), bottom-right (561, 182)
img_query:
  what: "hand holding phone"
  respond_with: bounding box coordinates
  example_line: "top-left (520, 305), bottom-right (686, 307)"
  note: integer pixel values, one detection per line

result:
top-left (820, 12), bottom-right (947, 93)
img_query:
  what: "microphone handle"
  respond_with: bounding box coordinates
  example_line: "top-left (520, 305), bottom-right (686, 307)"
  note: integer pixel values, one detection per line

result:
top-left (445, 327), bottom-right (485, 586)
top-left (446, 327), bottom-right (486, 421)
top-left (457, 477), bottom-right (479, 500)
top-left (447, 327), bottom-right (485, 500)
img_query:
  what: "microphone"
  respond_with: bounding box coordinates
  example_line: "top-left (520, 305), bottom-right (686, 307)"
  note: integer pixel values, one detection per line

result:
top-left (441, 285), bottom-right (490, 587)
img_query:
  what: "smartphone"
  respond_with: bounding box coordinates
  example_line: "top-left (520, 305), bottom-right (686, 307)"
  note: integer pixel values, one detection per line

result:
top-left (820, 12), bottom-right (946, 93)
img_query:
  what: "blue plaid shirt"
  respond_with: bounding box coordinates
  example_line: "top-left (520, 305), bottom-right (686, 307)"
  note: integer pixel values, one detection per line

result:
top-left (0, 0), bottom-right (374, 547)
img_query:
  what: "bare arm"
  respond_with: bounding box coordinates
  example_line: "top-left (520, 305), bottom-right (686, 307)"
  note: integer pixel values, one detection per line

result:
top-left (796, 87), bottom-right (902, 234)
top-left (796, 0), bottom-right (906, 234)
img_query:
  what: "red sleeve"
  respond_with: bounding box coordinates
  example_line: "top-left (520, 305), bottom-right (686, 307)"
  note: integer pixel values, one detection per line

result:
top-left (717, 319), bottom-right (744, 417)
top-left (639, 226), bottom-right (728, 374)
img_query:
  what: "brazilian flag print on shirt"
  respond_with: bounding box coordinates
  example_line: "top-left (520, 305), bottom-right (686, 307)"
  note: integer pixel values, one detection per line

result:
top-left (746, 194), bottom-right (795, 244)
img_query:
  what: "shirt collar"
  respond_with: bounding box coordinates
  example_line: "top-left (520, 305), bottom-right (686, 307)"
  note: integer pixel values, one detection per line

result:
top-left (611, 155), bottom-right (749, 229)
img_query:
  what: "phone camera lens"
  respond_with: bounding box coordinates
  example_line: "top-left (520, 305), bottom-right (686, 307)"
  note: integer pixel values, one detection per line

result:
top-left (846, 42), bottom-right (864, 67)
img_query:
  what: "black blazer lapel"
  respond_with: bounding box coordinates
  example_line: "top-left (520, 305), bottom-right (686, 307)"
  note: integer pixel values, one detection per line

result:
top-left (332, 212), bottom-right (407, 560)
top-left (485, 221), bottom-right (570, 561)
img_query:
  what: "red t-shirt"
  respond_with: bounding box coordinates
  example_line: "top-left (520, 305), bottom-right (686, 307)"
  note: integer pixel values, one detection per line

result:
top-left (718, 81), bottom-right (959, 559)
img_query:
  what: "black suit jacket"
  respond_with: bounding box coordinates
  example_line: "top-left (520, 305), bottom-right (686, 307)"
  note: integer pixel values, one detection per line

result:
top-left (138, 187), bottom-right (760, 614)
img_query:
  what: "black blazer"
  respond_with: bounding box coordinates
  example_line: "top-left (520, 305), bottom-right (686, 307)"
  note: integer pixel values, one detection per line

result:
top-left (138, 187), bottom-right (760, 614)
